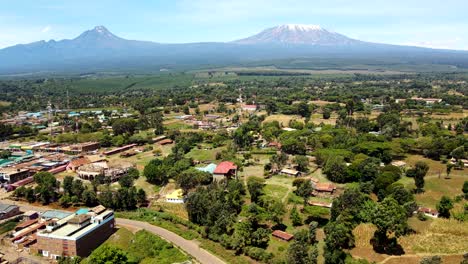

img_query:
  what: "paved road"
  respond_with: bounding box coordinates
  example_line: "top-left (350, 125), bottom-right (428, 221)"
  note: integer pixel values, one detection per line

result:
top-left (117, 218), bottom-right (225, 264)
top-left (1, 200), bottom-right (225, 264)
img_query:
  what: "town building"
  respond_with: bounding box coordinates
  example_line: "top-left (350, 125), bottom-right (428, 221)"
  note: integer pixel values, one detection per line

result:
top-left (0, 168), bottom-right (31, 183)
top-left (37, 206), bottom-right (115, 259)
top-left (213, 161), bottom-right (238, 181)
top-left (77, 161), bottom-right (134, 181)
top-left (0, 203), bottom-right (20, 220)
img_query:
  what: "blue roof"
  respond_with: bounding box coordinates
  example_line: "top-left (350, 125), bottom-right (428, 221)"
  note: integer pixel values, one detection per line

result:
top-left (75, 208), bottom-right (89, 215)
top-left (41, 210), bottom-right (73, 220)
top-left (196, 163), bottom-right (217, 174)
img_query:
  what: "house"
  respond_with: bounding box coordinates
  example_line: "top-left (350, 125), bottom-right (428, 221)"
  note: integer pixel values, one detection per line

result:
top-left (417, 207), bottom-right (439, 218)
top-left (66, 157), bottom-right (90, 172)
top-left (308, 201), bottom-right (332, 208)
top-left (280, 168), bottom-right (301, 177)
top-left (23, 211), bottom-right (39, 221)
top-left (242, 105), bottom-right (257, 111)
top-left (391, 160), bottom-right (407, 168)
top-left (272, 230), bottom-right (294, 242)
top-left (37, 206), bottom-right (115, 259)
top-left (158, 139), bottom-right (174, 145)
top-left (166, 189), bottom-right (185, 204)
top-left (314, 183), bottom-right (336, 194)
top-left (268, 142), bottom-right (282, 149)
top-left (0, 203), bottom-right (20, 220)
top-left (213, 161), bottom-right (237, 181)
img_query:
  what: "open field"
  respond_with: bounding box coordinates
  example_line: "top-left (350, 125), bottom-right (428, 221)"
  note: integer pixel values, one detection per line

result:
top-left (351, 210), bottom-right (468, 264)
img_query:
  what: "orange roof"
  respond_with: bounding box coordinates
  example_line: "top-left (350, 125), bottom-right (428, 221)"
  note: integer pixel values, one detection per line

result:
top-left (272, 230), bottom-right (294, 241)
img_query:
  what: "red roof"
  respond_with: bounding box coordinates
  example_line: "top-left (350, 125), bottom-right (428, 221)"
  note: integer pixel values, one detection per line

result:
top-left (213, 161), bottom-right (237, 174)
top-left (272, 230), bottom-right (294, 241)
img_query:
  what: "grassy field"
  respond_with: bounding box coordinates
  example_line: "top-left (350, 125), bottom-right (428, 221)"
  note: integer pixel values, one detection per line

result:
top-left (88, 227), bottom-right (189, 264)
top-left (351, 210), bottom-right (468, 263)
top-left (185, 145), bottom-right (226, 161)
top-left (0, 218), bottom-right (19, 234)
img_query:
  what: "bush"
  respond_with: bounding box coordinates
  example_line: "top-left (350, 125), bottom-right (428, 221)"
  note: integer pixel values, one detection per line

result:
top-left (417, 211), bottom-right (428, 221)
top-left (245, 247), bottom-right (273, 262)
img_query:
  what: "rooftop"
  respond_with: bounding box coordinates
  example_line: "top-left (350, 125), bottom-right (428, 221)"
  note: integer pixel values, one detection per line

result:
top-left (213, 161), bottom-right (237, 174)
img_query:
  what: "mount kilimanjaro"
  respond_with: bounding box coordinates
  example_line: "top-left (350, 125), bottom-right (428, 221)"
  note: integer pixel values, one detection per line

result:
top-left (0, 25), bottom-right (467, 75)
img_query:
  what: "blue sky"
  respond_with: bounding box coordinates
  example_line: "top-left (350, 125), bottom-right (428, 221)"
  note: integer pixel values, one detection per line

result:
top-left (1, 0), bottom-right (468, 50)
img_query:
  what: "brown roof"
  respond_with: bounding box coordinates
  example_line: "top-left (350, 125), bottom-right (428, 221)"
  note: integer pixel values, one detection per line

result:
top-left (315, 183), bottom-right (336, 192)
top-left (68, 157), bottom-right (90, 168)
top-left (272, 230), bottom-right (294, 241)
top-left (418, 207), bottom-right (438, 215)
top-left (15, 219), bottom-right (38, 230)
top-left (159, 139), bottom-right (174, 145)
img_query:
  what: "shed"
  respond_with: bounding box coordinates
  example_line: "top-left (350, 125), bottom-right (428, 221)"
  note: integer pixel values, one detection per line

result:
top-left (272, 230), bottom-right (294, 241)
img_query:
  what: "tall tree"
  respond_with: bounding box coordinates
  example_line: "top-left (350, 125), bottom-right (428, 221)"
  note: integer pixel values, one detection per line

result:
top-left (247, 177), bottom-right (265, 203)
top-left (407, 161), bottom-right (429, 193)
top-left (436, 196), bottom-right (453, 218)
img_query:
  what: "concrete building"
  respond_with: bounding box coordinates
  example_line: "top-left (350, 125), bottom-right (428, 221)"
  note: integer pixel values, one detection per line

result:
top-left (0, 168), bottom-right (31, 183)
top-left (37, 206), bottom-right (115, 259)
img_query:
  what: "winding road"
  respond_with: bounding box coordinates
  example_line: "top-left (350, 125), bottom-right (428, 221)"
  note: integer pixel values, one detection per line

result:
top-left (1, 200), bottom-right (225, 264)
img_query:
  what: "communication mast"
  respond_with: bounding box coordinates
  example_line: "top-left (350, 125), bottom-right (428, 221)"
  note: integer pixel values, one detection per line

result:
top-left (47, 100), bottom-right (53, 138)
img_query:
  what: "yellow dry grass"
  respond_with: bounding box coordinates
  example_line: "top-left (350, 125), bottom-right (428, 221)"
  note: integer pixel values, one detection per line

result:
top-left (400, 218), bottom-right (468, 254)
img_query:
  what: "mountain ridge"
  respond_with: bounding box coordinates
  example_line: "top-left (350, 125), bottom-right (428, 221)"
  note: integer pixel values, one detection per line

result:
top-left (1, 25), bottom-right (468, 75)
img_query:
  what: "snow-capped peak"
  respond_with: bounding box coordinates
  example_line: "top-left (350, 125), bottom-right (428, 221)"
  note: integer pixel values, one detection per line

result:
top-left (280, 24), bottom-right (324, 31)
top-left (94, 26), bottom-right (109, 34)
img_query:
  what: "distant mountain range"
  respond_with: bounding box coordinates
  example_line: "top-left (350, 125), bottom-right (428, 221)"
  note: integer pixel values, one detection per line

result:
top-left (1, 24), bottom-right (468, 75)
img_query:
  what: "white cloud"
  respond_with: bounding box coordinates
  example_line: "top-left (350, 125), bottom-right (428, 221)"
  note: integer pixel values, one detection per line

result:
top-left (41, 25), bottom-right (51, 33)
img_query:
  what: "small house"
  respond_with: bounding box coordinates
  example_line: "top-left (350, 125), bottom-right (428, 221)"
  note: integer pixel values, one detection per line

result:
top-left (280, 168), bottom-right (301, 177)
top-left (417, 207), bottom-right (439, 218)
top-left (166, 189), bottom-right (185, 204)
top-left (66, 157), bottom-right (90, 172)
top-left (391, 161), bottom-right (407, 168)
top-left (272, 230), bottom-right (294, 242)
top-left (314, 183), bottom-right (336, 194)
top-left (213, 161), bottom-right (237, 181)
top-left (158, 139), bottom-right (174, 145)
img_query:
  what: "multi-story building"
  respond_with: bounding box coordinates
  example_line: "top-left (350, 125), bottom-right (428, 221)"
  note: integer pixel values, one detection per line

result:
top-left (37, 206), bottom-right (115, 259)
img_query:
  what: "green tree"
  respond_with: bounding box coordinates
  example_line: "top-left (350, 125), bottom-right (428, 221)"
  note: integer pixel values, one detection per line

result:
top-left (407, 161), bottom-right (429, 193)
top-left (71, 179), bottom-right (85, 199)
top-left (309, 221), bottom-right (318, 244)
top-left (463, 181), bottom-right (468, 199)
top-left (290, 206), bottom-right (303, 226)
top-left (247, 177), bottom-right (265, 203)
top-left (34, 172), bottom-right (59, 205)
top-left (436, 196), bottom-right (453, 218)
top-left (112, 118), bottom-right (137, 136)
top-left (62, 176), bottom-right (74, 196)
top-left (143, 163), bottom-right (167, 185)
top-left (294, 155), bottom-right (309, 172)
top-left (118, 174), bottom-right (134, 188)
top-left (323, 156), bottom-right (348, 183)
top-left (176, 168), bottom-right (212, 193)
top-left (372, 197), bottom-right (407, 253)
top-left (82, 189), bottom-right (98, 206)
